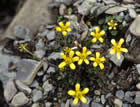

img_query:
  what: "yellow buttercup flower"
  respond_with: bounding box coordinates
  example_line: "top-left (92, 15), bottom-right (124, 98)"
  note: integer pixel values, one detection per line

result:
top-left (56, 21), bottom-right (72, 36)
top-left (64, 47), bottom-right (72, 56)
top-left (68, 83), bottom-right (89, 105)
top-left (76, 47), bottom-right (92, 65)
top-left (90, 52), bottom-right (106, 70)
top-left (90, 27), bottom-right (105, 43)
top-left (107, 20), bottom-right (117, 30)
top-left (110, 38), bottom-right (128, 59)
top-left (18, 43), bottom-right (28, 52)
top-left (58, 51), bottom-right (79, 70)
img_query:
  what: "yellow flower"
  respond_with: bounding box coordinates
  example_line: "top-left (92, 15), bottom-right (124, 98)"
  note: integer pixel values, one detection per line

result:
top-left (90, 52), bottom-right (106, 70)
top-left (68, 83), bottom-right (89, 105)
top-left (110, 38), bottom-right (128, 59)
top-left (90, 27), bottom-right (105, 43)
top-left (56, 21), bottom-right (72, 36)
top-left (58, 51), bottom-right (79, 70)
top-left (18, 43), bottom-right (28, 52)
top-left (64, 47), bottom-right (72, 56)
top-left (107, 20), bottom-right (117, 30)
top-left (76, 47), bottom-right (92, 65)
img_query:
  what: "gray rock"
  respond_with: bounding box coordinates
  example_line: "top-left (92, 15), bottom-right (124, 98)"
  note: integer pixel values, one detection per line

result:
top-left (103, 0), bottom-right (117, 4)
top-left (105, 93), bottom-right (113, 99)
top-left (101, 95), bottom-right (106, 104)
top-left (37, 71), bottom-right (44, 76)
top-left (34, 50), bottom-right (45, 59)
top-left (33, 89), bottom-right (43, 102)
top-left (11, 92), bottom-right (29, 107)
top-left (15, 80), bottom-right (32, 94)
top-left (80, 30), bottom-right (88, 41)
top-left (95, 97), bottom-right (101, 103)
top-left (64, 15), bottom-right (78, 22)
top-left (35, 39), bottom-right (45, 50)
top-left (65, 99), bottom-right (70, 107)
top-left (81, 97), bottom-right (91, 107)
top-left (108, 52), bottom-right (124, 67)
top-left (135, 91), bottom-right (140, 104)
top-left (114, 98), bottom-right (123, 107)
top-left (4, 80), bottom-right (17, 102)
top-left (54, 0), bottom-right (73, 5)
top-left (77, 0), bottom-right (97, 15)
top-left (124, 96), bottom-right (134, 103)
top-left (94, 90), bottom-right (101, 96)
top-left (125, 14), bottom-right (132, 22)
top-left (16, 59), bottom-right (42, 85)
top-left (30, 80), bottom-right (39, 88)
top-left (61, 103), bottom-right (65, 107)
top-left (128, 8), bottom-right (136, 19)
top-left (123, 0), bottom-right (135, 3)
top-left (47, 67), bottom-right (55, 73)
top-left (14, 25), bottom-right (32, 40)
top-left (119, 12), bottom-right (125, 19)
top-left (136, 64), bottom-right (140, 74)
top-left (105, 6), bottom-right (127, 14)
top-left (43, 81), bottom-right (54, 92)
top-left (136, 83), bottom-right (140, 89)
top-left (123, 104), bottom-right (129, 107)
top-left (42, 61), bottom-right (49, 71)
top-left (129, 15), bottom-right (140, 38)
top-left (45, 102), bottom-right (52, 107)
top-left (116, 90), bottom-right (125, 99)
top-left (39, 30), bottom-right (49, 37)
top-left (43, 74), bottom-right (48, 82)
top-left (91, 102), bottom-right (103, 107)
top-left (47, 30), bottom-right (55, 41)
top-left (32, 103), bottom-right (40, 107)
top-left (48, 52), bottom-right (62, 60)
top-left (59, 4), bottom-right (67, 15)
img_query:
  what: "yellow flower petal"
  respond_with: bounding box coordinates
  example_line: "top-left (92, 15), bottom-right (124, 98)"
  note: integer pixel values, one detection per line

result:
top-left (90, 32), bottom-right (95, 36)
top-left (84, 59), bottom-right (89, 65)
top-left (117, 52), bottom-right (121, 59)
top-left (111, 20), bottom-right (113, 23)
top-left (82, 88), bottom-right (89, 94)
top-left (109, 27), bottom-right (112, 30)
top-left (93, 62), bottom-right (98, 67)
top-left (120, 48), bottom-right (128, 53)
top-left (115, 23), bottom-right (118, 26)
top-left (56, 27), bottom-right (62, 31)
top-left (66, 28), bottom-right (72, 32)
top-left (95, 27), bottom-right (99, 33)
top-left (83, 47), bottom-right (87, 53)
top-left (92, 38), bottom-right (97, 43)
top-left (76, 51), bottom-right (81, 56)
top-left (62, 31), bottom-right (67, 36)
top-left (68, 90), bottom-right (76, 96)
top-left (111, 39), bottom-right (117, 46)
top-left (98, 37), bottom-right (104, 43)
top-left (69, 63), bottom-right (76, 70)
top-left (100, 56), bottom-right (106, 62)
top-left (58, 61), bottom-right (66, 68)
top-left (107, 22), bottom-right (111, 25)
top-left (99, 63), bottom-right (104, 70)
top-left (65, 21), bottom-right (70, 27)
top-left (73, 56), bottom-right (79, 62)
top-left (78, 59), bottom-right (83, 65)
top-left (69, 51), bottom-right (74, 57)
top-left (59, 22), bottom-right (64, 27)
top-left (110, 49), bottom-right (115, 54)
top-left (72, 97), bottom-right (79, 105)
top-left (80, 96), bottom-right (87, 104)
top-left (100, 30), bottom-right (105, 35)
top-left (87, 51), bottom-right (92, 55)
top-left (96, 52), bottom-right (100, 58)
top-left (118, 38), bottom-right (124, 47)
top-left (90, 57), bottom-right (95, 61)
top-left (61, 53), bottom-right (66, 59)
top-left (113, 27), bottom-right (116, 30)
top-left (75, 83), bottom-right (80, 91)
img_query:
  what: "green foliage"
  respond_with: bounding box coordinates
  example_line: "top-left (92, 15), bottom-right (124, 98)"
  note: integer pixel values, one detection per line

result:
top-left (57, 16), bottom-right (63, 23)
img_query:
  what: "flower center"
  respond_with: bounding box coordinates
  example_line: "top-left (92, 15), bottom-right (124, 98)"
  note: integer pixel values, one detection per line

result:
top-left (80, 53), bottom-right (87, 59)
top-left (76, 91), bottom-right (82, 98)
top-left (61, 26), bottom-right (67, 31)
top-left (65, 57), bottom-right (72, 64)
top-left (95, 58), bottom-right (101, 64)
top-left (113, 46), bottom-right (121, 53)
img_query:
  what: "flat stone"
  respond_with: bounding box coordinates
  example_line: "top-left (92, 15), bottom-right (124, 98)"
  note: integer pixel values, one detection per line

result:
top-left (33, 89), bottom-right (43, 102)
top-left (114, 98), bottom-right (123, 107)
top-left (103, 0), bottom-right (117, 4)
top-left (35, 39), bottom-right (45, 50)
top-left (45, 102), bottom-right (52, 107)
top-left (11, 92), bottom-right (29, 107)
top-left (4, 80), bottom-right (17, 102)
top-left (48, 52), bottom-right (62, 60)
top-left (59, 4), bottom-right (67, 15)
top-left (116, 90), bottom-right (125, 99)
top-left (135, 91), bottom-right (140, 104)
top-left (128, 8), bottom-right (136, 19)
top-left (47, 30), bottom-right (56, 41)
top-left (101, 95), bottom-right (106, 104)
top-left (16, 59), bottom-right (42, 85)
top-left (123, 104), bottom-right (129, 107)
top-left (129, 15), bottom-right (140, 38)
top-left (136, 64), bottom-right (140, 74)
top-left (15, 80), bottom-right (32, 94)
top-left (91, 102), bottom-right (103, 107)
top-left (34, 49), bottom-right (45, 59)
top-left (136, 83), bottom-right (140, 89)
top-left (77, 0), bottom-right (97, 15)
top-left (47, 66), bottom-right (55, 73)
top-left (123, 0), bottom-right (135, 3)
top-left (32, 103), bottom-right (40, 107)
top-left (43, 81), bottom-right (54, 92)
top-left (94, 90), bottom-right (101, 96)
top-left (105, 6), bottom-right (127, 14)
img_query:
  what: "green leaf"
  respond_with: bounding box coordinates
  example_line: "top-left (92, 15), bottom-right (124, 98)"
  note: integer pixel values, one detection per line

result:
top-left (111, 30), bottom-right (118, 36)
top-left (106, 16), bottom-right (112, 22)
top-left (119, 25), bottom-right (123, 30)
top-left (115, 16), bottom-right (122, 22)
top-left (98, 19), bottom-right (104, 25)
top-left (57, 16), bottom-right (63, 23)
top-left (103, 25), bottom-right (108, 31)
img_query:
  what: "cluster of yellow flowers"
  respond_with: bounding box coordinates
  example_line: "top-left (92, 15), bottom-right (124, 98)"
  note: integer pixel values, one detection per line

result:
top-left (56, 21), bottom-right (128, 105)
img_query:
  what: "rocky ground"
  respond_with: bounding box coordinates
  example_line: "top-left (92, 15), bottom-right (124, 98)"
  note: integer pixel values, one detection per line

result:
top-left (0, 0), bottom-right (140, 107)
